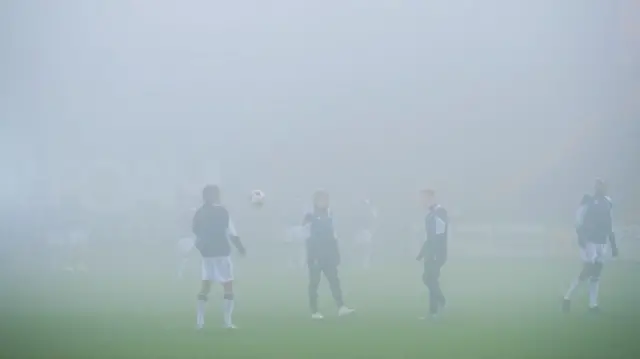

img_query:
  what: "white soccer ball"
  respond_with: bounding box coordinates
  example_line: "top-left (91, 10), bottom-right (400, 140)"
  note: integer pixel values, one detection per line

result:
top-left (250, 189), bottom-right (265, 207)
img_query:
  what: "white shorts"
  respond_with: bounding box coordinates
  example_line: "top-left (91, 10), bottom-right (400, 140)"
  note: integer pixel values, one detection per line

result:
top-left (201, 256), bottom-right (234, 283)
top-left (580, 243), bottom-right (606, 263)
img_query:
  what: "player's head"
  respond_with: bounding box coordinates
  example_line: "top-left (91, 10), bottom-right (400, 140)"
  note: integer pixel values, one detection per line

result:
top-left (420, 188), bottom-right (437, 209)
top-left (313, 189), bottom-right (330, 209)
top-left (202, 185), bottom-right (221, 205)
top-left (594, 179), bottom-right (607, 197)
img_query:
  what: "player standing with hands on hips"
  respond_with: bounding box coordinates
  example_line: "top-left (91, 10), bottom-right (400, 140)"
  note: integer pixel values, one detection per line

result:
top-left (304, 189), bottom-right (355, 319)
top-left (192, 185), bottom-right (246, 330)
top-left (416, 189), bottom-right (449, 320)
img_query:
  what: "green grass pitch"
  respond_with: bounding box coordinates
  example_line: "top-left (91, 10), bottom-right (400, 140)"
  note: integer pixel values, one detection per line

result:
top-left (2, 258), bottom-right (640, 358)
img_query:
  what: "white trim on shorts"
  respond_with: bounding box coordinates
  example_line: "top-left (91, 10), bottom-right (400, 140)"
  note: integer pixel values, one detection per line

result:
top-left (579, 242), bottom-right (606, 263)
top-left (201, 256), bottom-right (234, 283)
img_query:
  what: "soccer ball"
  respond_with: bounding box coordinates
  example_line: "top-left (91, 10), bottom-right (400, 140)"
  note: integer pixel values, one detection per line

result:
top-left (250, 190), bottom-right (265, 207)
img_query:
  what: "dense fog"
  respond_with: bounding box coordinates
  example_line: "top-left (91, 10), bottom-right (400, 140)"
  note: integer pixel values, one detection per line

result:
top-left (1, 1), bottom-right (638, 256)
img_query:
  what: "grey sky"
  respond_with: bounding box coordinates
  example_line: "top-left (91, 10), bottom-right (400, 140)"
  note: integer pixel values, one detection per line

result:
top-left (1, 0), bottom-right (637, 221)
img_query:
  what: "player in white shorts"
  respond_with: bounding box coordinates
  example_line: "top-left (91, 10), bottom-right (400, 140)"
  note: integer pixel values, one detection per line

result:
top-left (563, 179), bottom-right (618, 313)
top-left (192, 185), bottom-right (246, 330)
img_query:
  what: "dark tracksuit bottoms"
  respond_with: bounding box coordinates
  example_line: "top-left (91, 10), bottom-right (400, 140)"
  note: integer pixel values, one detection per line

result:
top-left (307, 240), bottom-right (344, 313)
top-left (422, 241), bottom-right (446, 315)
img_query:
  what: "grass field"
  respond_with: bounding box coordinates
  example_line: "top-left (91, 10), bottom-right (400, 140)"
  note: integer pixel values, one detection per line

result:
top-left (2, 256), bottom-right (640, 359)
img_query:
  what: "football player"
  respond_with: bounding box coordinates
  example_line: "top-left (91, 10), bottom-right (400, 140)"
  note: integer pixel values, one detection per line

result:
top-left (304, 189), bottom-right (355, 319)
top-left (563, 179), bottom-right (618, 313)
top-left (192, 185), bottom-right (246, 329)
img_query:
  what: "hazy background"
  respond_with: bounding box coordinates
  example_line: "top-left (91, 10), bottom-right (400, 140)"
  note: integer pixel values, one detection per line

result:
top-left (1, 0), bottom-right (638, 247)
top-left (3, 4), bottom-right (640, 358)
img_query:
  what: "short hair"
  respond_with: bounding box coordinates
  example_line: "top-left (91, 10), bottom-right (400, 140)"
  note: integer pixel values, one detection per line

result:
top-left (202, 185), bottom-right (220, 202)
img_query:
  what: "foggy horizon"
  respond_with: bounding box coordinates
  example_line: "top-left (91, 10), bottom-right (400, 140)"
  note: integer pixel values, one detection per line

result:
top-left (1, 2), bottom-right (640, 359)
top-left (2, 1), bottom-right (638, 222)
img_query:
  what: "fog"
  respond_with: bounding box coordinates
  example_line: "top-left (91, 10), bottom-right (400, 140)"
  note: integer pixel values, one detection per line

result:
top-left (3, 3), bottom-right (640, 357)
top-left (1, 1), bottom-right (638, 260)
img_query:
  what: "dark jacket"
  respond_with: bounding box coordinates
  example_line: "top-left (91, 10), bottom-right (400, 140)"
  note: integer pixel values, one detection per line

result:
top-left (192, 204), bottom-right (234, 257)
top-left (303, 208), bottom-right (340, 264)
top-left (418, 205), bottom-right (448, 263)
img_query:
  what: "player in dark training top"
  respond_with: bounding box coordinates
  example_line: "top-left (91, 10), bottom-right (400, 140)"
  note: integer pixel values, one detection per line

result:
top-left (416, 189), bottom-right (449, 319)
top-left (192, 185), bottom-right (246, 329)
top-left (563, 179), bottom-right (618, 313)
top-left (304, 189), bottom-right (355, 319)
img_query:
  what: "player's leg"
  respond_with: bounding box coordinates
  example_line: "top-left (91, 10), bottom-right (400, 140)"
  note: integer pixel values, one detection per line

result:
top-left (308, 258), bottom-right (323, 319)
top-left (435, 261), bottom-right (446, 309)
top-left (212, 256), bottom-right (236, 328)
top-left (429, 261), bottom-right (445, 314)
top-left (562, 263), bottom-right (591, 311)
top-left (322, 261), bottom-right (354, 316)
top-left (197, 280), bottom-right (211, 329)
top-left (197, 258), bottom-right (214, 329)
top-left (563, 243), bottom-right (593, 312)
top-left (422, 259), bottom-right (444, 318)
top-left (588, 244), bottom-right (605, 312)
top-left (221, 281), bottom-right (236, 328)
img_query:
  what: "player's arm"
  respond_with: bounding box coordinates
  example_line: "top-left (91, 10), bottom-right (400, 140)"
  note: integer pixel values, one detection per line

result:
top-left (609, 232), bottom-right (618, 257)
top-left (302, 212), bottom-right (313, 226)
top-left (191, 210), bottom-right (206, 251)
top-left (605, 198), bottom-right (618, 257)
top-left (192, 209), bottom-right (203, 238)
top-left (416, 220), bottom-right (429, 261)
top-left (329, 210), bottom-right (339, 240)
top-left (575, 195), bottom-right (590, 247)
top-left (227, 218), bottom-right (246, 255)
top-left (417, 209), bottom-right (448, 261)
top-left (575, 205), bottom-right (587, 247)
top-left (433, 208), bottom-right (448, 263)
top-left (331, 216), bottom-right (341, 265)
